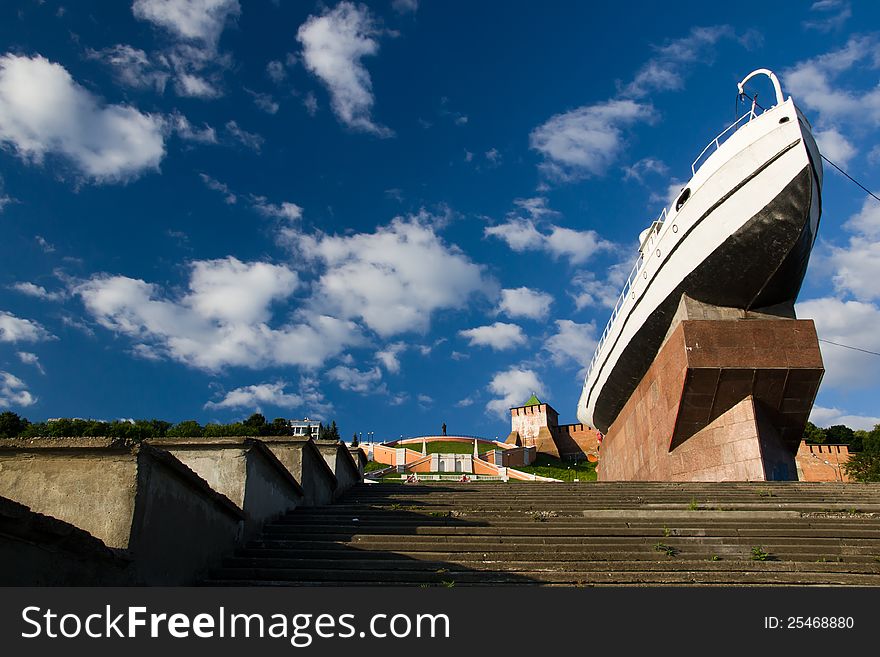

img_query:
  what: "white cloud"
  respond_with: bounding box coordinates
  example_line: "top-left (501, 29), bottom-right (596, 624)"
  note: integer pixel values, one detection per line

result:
top-left (74, 260), bottom-right (361, 371)
top-left (170, 112), bottom-right (217, 143)
top-left (784, 36), bottom-right (880, 126)
top-left (459, 322), bottom-right (526, 351)
top-left (810, 405), bottom-right (879, 431)
top-left (455, 397), bottom-right (474, 408)
top-left (85, 44), bottom-right (169, 92)
top-left (16, 351), bottom-right (45, 375)
top-left (199, 172), bottom-right (236, 203)
top-left (543, 319), bottom-right (598, 376)
top-left (0, 54), bottom-right (166, 182)
top-left (251, 197), bottom-right (302, 221)
top-left (0, 311), bottom-right (53, 343)
top-left (530, 99), bottom-right (652, 180)
top-left (623, 157), bottom-right (668, 182)
top-left (803, 1), bottom-right (851, 32)
top-left (417, 393), bottom-right (433, 405)
top-left (0, 371), bottom-right (36, 407)
top-left (292, 211), bottom-right (492, 337)
top-left (827, 237), bottom-right (880, 302)
top-left (132, 0), bottom-right (240, 47)
top-left (326, 365), bottom-right (385, 394)
top-left (570, 258), bottom-right (634, 310)
top-left (225, 120), bottom-right (263, 151)
top-left (485, 212), bottom-right (614, 266)
top-left (205, 380), bottom-right (305, 411)
top-left (246, 88), bottom-right (279, 114)
top-left (297, 2), bottom-right (391, 136)
top-left (843, 196), bottom-right (880, 239)
top-left (10, 282), bottom-right (65, 302)
top-left (621, 26), bottom-right (734, 99)
top-left (302, 92), bottom-right (319, 116)
top-left (0, 176), bottom-right (12, 212)
top-left (185, 257), bottom-right (298, 324)
top-left (486, 367), bottom-right (544, 418)
top-left (376, 341), bottom-right (406, 373)
top-left (814, 127), bottom-right (856, 167)
top-left (35, 236), bottom-right (55, 253)
top-left (497, 287), bottom-right (553, 319)
top-left (796, 297), bottom-right (880, 388)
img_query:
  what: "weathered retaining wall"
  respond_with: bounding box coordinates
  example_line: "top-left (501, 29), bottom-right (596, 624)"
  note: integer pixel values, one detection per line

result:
top-left (0, 439), bottom-right (243, 584)
top-left (148, 437), bottom-right (304, 538)
top-left (796, 442), bottom-right (851, 482)
top-left (0, 495), bottom-right (133, 585)
top-left (263, 437), bottom-right (337, 506)
top-left (315, 440), bottom-right (361, 498)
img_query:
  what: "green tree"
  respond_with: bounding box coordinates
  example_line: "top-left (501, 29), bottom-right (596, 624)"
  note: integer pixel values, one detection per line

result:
top-left (271, 418), bottom-right (292, 436)
top-left (0, 411), bottom-right (27, 437)
top-left (844, 424), bottom-right (880, 482)
top-left (244, 413), bottom-right (268, 435)
top-left (167, 420), bottom-right (204, 437)
top-left (351, 432), bottom-right (359, 447)
top-left (803, 421), bottom-right (826, 444)
top-left (825, 424), bottom-right (855, 445)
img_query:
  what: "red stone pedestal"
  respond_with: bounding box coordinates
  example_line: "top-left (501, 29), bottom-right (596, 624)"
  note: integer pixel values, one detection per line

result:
top-left (598, 308), bottom-right (824, 481)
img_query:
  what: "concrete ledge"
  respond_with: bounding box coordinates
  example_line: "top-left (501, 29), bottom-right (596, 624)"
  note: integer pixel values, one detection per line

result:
top-left (146, 437), bottom-right (304, 538)
top-left (262, 437), bottom-right (337, 506)
top-left (0, 496), bottom-right (132, 585)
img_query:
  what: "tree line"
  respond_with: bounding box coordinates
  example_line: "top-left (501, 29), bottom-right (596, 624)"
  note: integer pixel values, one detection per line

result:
top-left (0, 412), bottom-right (342, 443)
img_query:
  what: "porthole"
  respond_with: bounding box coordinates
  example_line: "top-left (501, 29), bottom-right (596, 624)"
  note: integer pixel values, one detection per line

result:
top-left (675, 188), bottom-right (691, 211)
top-left (656, 249), bottom-right (661, 257)
top-left (779, 116), bottom-right (790, 124)
top-left (643, 271), bottom-right (647, 279)
top-left (672, 224), bottom-right (678, 233)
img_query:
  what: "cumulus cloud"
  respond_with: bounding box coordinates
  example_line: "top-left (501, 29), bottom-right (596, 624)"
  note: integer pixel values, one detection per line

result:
top-left (803, 0), bottom-right (851, 32)
top-left (823, 198), bottom-right (880, 302)
top-left (0, 371), bottom-right (36, 407)
top-left (796, 297), bottom-right (880, 389)
top-left (530, 99), bottom-right (652, 180)
top-left (0, 54), bottom-right (165, 182)
top-left (543, 319), bottom-right (598, 377)
top-left (205, 378), bottom-right (327, 417)
top-left (784, 36), bottom-right (880, 127)
top-left (485, 197), bottom-right (615, 265)
top-left (129, 1), bottom-right (240, 99)
top-left (497, 287), bottom-right (553, 320)
top-left (326, 364), bottom-right (386, 394)
top-left (0, 311), bottom-right (53, 343)
top-left (459, 322), bottom-right (526, 351)
top-left (814, 127), bottom-right (856, 167)
top-left (132, 0), bottom-right (240, 47)
top-left (297, 2), bottom-right (392, 136)
top-left (10, 282), bottom-right (66, 302)
top-left (245, 88), bottom-right (279, 114)
top-left (486, 367), bottom-right (544, 418)
top-left (74, 258), bottom-right (361, 371)
top-left (251, 197), bottom-right (303, 221)
top-left (170, 112), bottom-right (217, 143)
top-left (570, 258), bottom-right (635, 310)
top-left (376, 341), bottom-right (406, 373)
top-left (810, 405), bottom-right (880, 431)
top-left (292, 211), bottom-right (492, 337)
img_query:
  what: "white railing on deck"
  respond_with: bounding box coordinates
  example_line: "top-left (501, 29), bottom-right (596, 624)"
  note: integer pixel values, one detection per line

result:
top-left (691, 109), bottom-right (756, 175)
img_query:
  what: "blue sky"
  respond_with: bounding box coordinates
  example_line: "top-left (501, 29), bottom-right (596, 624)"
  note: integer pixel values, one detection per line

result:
top-left (1, 0), bottom-right (879, 441)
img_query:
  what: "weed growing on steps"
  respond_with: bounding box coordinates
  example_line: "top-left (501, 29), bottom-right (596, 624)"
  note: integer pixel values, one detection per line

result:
top-left (710, 555), bottom-right (720, 561)
top-left (654, 542), bottom-right (677, 557)
top-left (751, 546), bottom-right (773, 561)
top-left (688, 499), bottom-right (699, 511)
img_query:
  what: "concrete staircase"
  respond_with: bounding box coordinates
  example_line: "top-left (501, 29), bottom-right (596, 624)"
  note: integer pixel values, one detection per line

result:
top-left (206, 482), bottom-right (880, 586)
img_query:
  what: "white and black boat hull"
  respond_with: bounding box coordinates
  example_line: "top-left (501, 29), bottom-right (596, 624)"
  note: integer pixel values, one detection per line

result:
top-left (578, 99), bottom-right (822, 434)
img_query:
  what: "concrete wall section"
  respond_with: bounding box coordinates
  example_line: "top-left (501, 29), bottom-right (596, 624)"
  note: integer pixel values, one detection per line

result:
top-left (315, 440), bottom-right (362, 498)
top-left (129, 446), bottom-right (243, 584)
top-left (264, 438), bottom-right (337, 507)
top-left (0, 438), bottom-right (138, 548)
top-left (0, 496), bottom-right (133, 585)
top-left (149, 438), bottom-right (304, 538)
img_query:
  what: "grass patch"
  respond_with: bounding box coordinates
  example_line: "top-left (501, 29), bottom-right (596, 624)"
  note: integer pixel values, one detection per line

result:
top-left (364, 461), bottom-right (389, 473)
top-left (515, 454), bottom-right (598, 482)
top-left (420, 441), bottom-right (496, 454)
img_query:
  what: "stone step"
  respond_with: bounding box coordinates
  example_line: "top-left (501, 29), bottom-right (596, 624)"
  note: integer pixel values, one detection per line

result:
top-left (208, 566), bottom-right (880, 586)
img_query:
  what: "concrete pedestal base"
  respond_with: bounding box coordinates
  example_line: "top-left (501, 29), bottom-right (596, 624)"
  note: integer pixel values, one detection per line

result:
top-left (598, 299), bottom-right (824, 481)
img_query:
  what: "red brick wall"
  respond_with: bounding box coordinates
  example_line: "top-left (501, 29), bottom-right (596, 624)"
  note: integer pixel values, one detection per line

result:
top-left (796, 442), bottom-right (850, 482)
